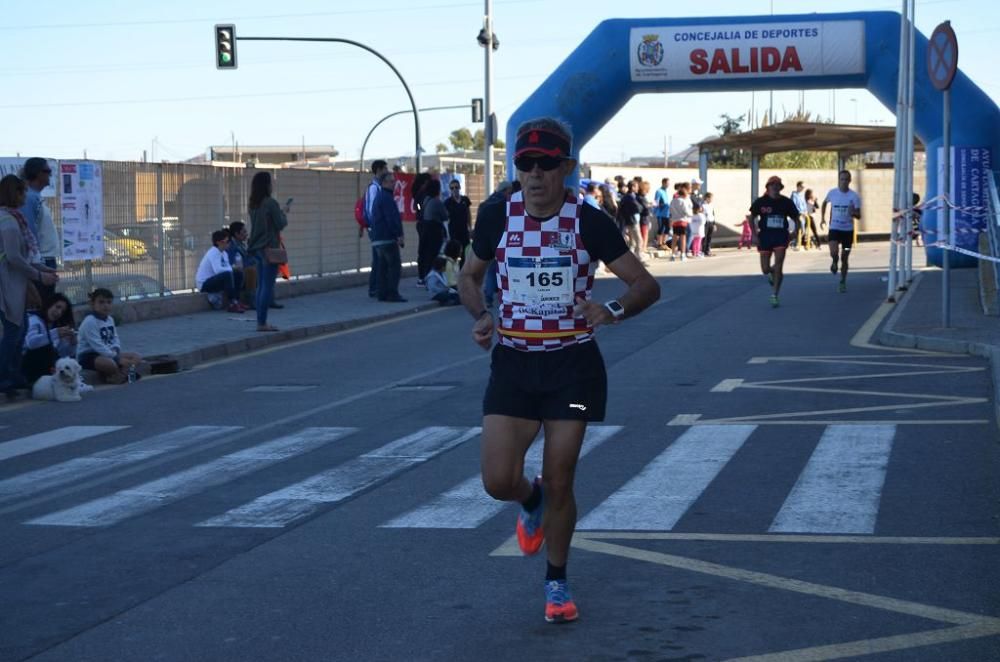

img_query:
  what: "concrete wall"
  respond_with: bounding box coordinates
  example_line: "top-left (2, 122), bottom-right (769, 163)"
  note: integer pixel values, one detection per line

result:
top-left (588, 165), bottom-right (925, 236)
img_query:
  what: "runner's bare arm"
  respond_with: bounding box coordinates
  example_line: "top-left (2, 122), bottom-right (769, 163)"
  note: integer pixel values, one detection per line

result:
top-left (820, 200), bottom-right (830, 228)
top-left (600, 251), bottom-right (660, 321)
top-left (458, 251), bottom-right (495, 349)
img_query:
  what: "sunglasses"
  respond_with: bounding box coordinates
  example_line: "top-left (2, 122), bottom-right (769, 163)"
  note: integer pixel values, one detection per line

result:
top-left (514, 155), bottom-right (564, 172)
top-left (449, 185), bottom-right (460, 190)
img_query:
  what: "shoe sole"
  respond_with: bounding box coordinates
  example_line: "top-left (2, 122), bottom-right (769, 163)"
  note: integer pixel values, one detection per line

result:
top-left (545, 612), bottom-right (579, 624)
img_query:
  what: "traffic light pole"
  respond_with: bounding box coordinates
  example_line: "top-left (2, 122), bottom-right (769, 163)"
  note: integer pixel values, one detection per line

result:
top-left (356, 105), bottom-right (470, 199)
top-left (237, 36), bottom-right (422, 173)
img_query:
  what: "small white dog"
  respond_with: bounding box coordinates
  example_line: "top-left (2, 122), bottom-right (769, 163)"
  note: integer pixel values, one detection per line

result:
top-left (32, 357), bottom-right (84, 402)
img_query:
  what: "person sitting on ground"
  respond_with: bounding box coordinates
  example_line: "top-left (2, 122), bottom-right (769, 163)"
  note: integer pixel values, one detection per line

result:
top-left (196, 229), bottom-right (246, 313)
top-left (426, 255), bottom-right (460, 306)
top-left (21, 292), bottom-right (77, 386)
top-left (227, 221), bottom-right (256, 308)
top-left (443, 239), bottom-right (463, 289)
top-left (76, 288), bottom-right (143, 384)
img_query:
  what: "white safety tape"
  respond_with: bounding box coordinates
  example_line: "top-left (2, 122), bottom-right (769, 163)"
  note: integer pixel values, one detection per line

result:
top-left (929, 241), bottom-right (1000, 264)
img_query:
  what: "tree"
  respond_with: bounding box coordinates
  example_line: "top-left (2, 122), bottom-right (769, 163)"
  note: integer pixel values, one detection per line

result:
top-left (709, 113), bottom-right (750, 168)
top-left (473, 129), bottom-right (506, 151)
top-left (449, 128), bottom-right (475, 151)
top-left (435, 143), bottom-right (448, 154)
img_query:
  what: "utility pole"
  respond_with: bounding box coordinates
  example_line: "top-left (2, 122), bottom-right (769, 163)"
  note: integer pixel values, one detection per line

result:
top-left (483, 0), bottom-right (496, 194)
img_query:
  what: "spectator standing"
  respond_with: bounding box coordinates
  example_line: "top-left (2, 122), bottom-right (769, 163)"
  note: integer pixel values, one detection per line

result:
top-left (688, 177), bottom-right (705, 256)
top-left (701, 192), bottom-right (717, 256)
top-left (636, 180), bottom-right (652, 263)
top-left (444, 179), bottom-right (472, 265)
top-left (417, 179), bottom-right (449, 285)
top-left (669, 181), bottom-right (693, 261)
top-left (582, 182), bottom-right (601, 209)
top-left (598, 183), bottom-right (618, 221)
top-left (689, 203), bottom-right (706, 258)
top-left (616, 180), bottom-right (642, 259)
top-left (364, 160), bottom-right (389, 298)
top-left (653, 177), bottom-right (672, 250)
top-left (196, 229), bottom-right (246, 313)
top-left (790, 180), bottom-right (809, 250)
top-left (21, 292), bottom-right (76, 386)
top-left (19, 158), bottom-right (59, 301)
top-left (0, 175), bottom-right (58, 399)
top-left (801, 188), bottom-right (821, 249)
top-left (246, 171), bottom-right (288, 332)
top-left (369, 171), bottom-right (407, 302)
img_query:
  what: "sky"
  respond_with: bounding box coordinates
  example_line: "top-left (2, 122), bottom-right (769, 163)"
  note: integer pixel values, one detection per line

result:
top-left (2, 0), bottom-right (997, 165)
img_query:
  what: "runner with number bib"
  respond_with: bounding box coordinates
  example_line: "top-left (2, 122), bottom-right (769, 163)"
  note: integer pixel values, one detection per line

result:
top-left (821, 170), bottom-right (862, 293)
top-left (749, 175), bottom-right (799, 308)
top-left (458, 118), bottom-right (660, 624)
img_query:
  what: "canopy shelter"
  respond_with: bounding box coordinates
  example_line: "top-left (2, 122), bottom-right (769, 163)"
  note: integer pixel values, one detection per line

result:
top-left (695, 120), bottom-right (925, 201)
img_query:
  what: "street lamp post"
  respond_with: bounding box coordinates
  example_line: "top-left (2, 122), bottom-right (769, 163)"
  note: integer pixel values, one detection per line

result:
top-left (236, 35), bottom-right (423, 173)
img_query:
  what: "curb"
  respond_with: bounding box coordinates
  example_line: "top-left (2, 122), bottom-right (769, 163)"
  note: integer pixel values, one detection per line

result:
top-left (169, 301), bottom-right (442, 370)
top-left (877, 271), bottom-right (1000, 430)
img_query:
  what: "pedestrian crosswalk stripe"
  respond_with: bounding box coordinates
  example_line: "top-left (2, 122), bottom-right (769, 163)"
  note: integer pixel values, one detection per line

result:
top-left (577, 425), bottom-right (757, 531)
top-left (26, 428), bottom-right (356, 528)
top-left (0, 426), bottom-right (240, 505)
top-left (0, 426), bottom-right (129, 462)
top-left (769, 424), bottom-right (896, 534)
top-left (380, 425), bottom-right (623, 529)
top-left (196, 426), bottom-right (480, 529)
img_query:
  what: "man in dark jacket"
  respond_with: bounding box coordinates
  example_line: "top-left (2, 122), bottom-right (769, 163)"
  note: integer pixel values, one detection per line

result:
top-left (444, 179), bottom-right (472, 265)
top-left (369, 171), bottom-right (407, 302)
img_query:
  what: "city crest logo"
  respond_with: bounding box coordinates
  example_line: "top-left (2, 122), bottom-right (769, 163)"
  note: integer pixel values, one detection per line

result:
top-left (637, 34), bottom-right (664, 67)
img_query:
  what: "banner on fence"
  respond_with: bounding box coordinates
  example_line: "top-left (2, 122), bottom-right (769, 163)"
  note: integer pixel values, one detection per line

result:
top-left (60, 161), bottom-right (105, 261)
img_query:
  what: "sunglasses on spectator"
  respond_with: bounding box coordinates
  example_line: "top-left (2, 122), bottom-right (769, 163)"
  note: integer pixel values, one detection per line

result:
top-left (514, 155), bottom-right (564, 172)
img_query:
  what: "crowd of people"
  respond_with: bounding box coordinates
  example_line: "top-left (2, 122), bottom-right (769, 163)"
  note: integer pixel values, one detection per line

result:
top-left (0, 162), bottom-right (145, 401)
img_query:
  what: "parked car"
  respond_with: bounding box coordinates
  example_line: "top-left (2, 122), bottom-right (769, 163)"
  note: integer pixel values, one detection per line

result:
top-left (103, 228), bottom-right (149, 262)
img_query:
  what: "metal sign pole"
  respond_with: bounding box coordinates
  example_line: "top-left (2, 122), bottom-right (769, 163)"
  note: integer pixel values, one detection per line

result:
top-left (942, 88), bottom-right (951, 327)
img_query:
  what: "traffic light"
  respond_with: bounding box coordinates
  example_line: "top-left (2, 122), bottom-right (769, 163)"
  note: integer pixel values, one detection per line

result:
top-left (215, 24), bottom-right (237, 69)
top-left (472, 98), bottom-right (484, 123)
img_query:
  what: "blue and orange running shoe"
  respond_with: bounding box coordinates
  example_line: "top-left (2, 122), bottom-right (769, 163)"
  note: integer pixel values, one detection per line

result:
top-left (515, 476), bottom-right (545, 556)
top-left (544, 579), bottom-right (579, 623)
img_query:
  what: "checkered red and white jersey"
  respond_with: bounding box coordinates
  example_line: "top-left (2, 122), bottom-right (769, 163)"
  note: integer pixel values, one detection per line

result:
top-left (495, 191), bottom-right (596, 352)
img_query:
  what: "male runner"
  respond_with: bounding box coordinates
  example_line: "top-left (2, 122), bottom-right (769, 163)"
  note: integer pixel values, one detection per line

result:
top-left (749, 175), bottom-right (799, 307)
top-left (820, 170), bottom-right (862, 292)
top-left (458, 117), bottom-right (660, 624)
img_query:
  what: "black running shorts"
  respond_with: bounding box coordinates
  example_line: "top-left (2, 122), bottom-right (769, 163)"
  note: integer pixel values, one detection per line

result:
top-left (484, 341), bottom-right (607, 422)
top-left (828, 229), bottom-right (855, 249)
top-left (757, 231), bottom-right (789, 253)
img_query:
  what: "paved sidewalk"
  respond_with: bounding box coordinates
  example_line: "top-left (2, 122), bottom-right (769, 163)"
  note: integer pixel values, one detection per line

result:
top-left (121, 275), bottom-right (440, 370)
top-left (877, 267), bottom-right (1000, 426)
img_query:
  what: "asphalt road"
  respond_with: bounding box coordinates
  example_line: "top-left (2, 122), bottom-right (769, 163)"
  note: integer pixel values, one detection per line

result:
top-left (2, 245), bottom-right (998, 662)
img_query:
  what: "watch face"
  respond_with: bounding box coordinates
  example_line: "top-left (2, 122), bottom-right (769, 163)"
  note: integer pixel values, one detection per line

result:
top-left (606, 300), bottom-right (624, 316)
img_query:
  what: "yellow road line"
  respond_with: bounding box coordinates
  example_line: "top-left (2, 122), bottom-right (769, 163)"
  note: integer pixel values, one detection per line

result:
top-left (576, 532), bottom-right (1000, 545)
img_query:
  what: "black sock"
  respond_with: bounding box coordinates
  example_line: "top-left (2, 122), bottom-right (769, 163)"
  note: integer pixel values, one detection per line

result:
top-left (521, 481), bottom-right (541, 512)
top-left (546, 562), bottom-right (566, 581)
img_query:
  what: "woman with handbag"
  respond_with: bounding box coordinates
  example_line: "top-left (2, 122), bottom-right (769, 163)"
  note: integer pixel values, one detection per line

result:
top-left (247, 171), bottom-right (288, 332)
top-left (0, 175), bottom-right (58, 398)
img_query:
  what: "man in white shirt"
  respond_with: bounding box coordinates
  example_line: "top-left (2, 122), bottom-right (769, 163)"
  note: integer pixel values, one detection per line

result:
top-left (821, 170), bottom-right (862, 293)
top-left (196, 229), bottom-right (245, 312)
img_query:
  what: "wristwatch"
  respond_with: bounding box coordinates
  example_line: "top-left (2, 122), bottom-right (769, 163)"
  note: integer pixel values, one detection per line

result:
top-left (603, 299), bottom-right (625, 322)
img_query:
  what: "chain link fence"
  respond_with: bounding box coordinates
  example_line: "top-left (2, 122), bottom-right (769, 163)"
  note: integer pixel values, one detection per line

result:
top-left (51, 162), bottom-right (486, 305)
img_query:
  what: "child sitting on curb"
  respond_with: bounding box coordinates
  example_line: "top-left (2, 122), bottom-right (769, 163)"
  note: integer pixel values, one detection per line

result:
top-left (426, 255), bottom-right (460, 306)
top-left (76, 288), bottom-right (144, 384)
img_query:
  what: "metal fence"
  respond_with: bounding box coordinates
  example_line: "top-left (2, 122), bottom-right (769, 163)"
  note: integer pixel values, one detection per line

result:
top-left (51, 161), bottom-right (487, 305)
top-left (986, 172), bottom-right (1000, 312)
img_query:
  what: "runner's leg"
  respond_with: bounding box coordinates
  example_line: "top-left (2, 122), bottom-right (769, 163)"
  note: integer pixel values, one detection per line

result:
top-left (540, 419), bottom-right (587, 567)
top-left (772, 248), bottom-right (787, 295)
top-left (481, 414), bottom-right (542, 503)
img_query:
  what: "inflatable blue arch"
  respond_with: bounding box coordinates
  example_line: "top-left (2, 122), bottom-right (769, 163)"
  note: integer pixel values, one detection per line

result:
top-left (506, 11), bottom-right (999, 268)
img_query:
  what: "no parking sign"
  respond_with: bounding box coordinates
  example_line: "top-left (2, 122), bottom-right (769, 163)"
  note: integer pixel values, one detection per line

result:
top-left (927, 21), bottom-right (958, 91)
